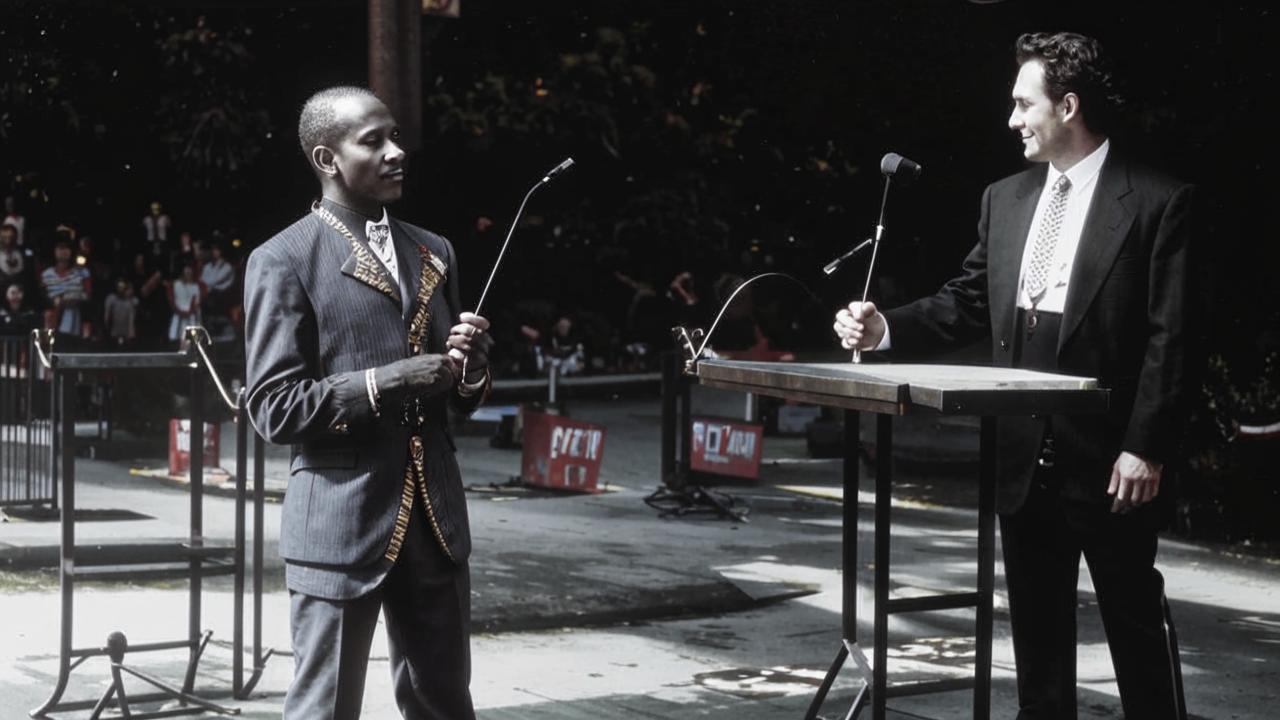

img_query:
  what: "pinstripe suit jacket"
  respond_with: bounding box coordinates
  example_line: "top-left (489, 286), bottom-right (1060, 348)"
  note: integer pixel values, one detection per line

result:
top-left (244, 200), bottom-right (485, 598)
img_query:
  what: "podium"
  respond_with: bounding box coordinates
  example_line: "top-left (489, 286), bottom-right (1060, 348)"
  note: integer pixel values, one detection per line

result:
top-left (694, 360), bottom-right (1108, 720)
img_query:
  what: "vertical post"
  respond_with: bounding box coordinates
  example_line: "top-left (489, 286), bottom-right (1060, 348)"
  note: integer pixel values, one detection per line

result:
top-left (678, 368), bottom-right (692, 485)
top-left (548, 359), bottom-right (559, 405)
top-left (49, 349), bottom-right (59, 511)
top-left (57, 368), bottom-right (74, 703)
top-left (233, 392), bottom-right (248, 696)
top-left (660, 351), bottom-right (677, 487)
top-left (369, 0), bottom-right (422, 151)
top-left (253, 431), bottom-right (265, 671)
top-left (183, 361), bottom-right (204, 694)
top-left (974, 416), bottom-right (996, 720)
top-left (842, 409), bottom-right (860, 642)
top-left (873, 413), bottom-right (892, 720)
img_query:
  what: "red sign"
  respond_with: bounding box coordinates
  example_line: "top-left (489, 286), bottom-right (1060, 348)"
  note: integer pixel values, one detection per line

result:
top-left (520, 410), bottom-right (607, 492)
top-left (692, 418), bottom-right (763, 479)
top-left (168, 419), bottom-right (220, 476)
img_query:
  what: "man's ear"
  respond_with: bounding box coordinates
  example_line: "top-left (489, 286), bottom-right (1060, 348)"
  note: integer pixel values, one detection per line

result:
top-left (1060, 92), bottom-right (1081, 125)
top-left (311, 146), bottom-right (339, 177)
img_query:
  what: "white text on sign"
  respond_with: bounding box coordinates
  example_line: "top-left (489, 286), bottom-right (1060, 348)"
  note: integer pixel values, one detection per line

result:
top-left (694, 422), bottom-right (757, 463)
top-left (549, 426), bottom-right (604, 461)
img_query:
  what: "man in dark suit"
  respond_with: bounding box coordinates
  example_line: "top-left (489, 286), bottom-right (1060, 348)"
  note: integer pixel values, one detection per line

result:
top-left (244, 86), bottom-right (493, 719)
top-left (834, 33), bottom-right (1194, 719)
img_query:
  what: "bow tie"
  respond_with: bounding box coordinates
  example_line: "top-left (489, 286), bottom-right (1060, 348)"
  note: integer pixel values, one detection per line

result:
top-left (366, 221), bottom-right (391, 250)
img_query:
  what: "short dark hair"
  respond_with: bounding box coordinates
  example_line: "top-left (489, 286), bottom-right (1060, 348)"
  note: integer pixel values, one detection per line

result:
top-left (297, 86), bottom-right (379, 159)
top-left (1015, 32), bottom-right (1123, 135)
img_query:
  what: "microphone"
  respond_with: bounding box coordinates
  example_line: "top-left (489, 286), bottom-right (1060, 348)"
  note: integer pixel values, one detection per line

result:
top-left (473, 158), bottom-right (575, 317)
top-left (542, 157), bottom-right (575, 183)
top-left (822, 238), bottom-right (873, 276)
top-left (880, 152), bottom-right (921, 184)
top-left (838, 151), bottom-right (921, 363)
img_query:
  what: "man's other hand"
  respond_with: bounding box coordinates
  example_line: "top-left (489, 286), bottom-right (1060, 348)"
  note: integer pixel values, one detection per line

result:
top-left (834, 301), bottom-right (886, 351)
top-left (375, 353), bottom-right (458, 402)
top-left (1107, 451), bottom-right (1163, 514)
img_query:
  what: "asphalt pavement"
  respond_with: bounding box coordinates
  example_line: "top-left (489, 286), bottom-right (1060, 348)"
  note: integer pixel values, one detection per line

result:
top-left (1, 385), bottom-right (1277, 719)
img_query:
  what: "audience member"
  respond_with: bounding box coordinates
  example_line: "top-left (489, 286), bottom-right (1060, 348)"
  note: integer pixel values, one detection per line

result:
top-left (142, 201), bottom-right (171, 261)
top-left (0, 284), bottom-right (37, 335)
top-left (103, 279), bottom-right (138, 348)
top-left (40, 239), bottom-right (91, 336)
top-left (3, 196), bottom-right (26, 247)
top-left (167, 262), bottom-right (202, 345)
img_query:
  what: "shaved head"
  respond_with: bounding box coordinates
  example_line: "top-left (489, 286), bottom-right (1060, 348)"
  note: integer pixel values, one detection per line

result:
top-left (297, 86), bottom-right (381, 158)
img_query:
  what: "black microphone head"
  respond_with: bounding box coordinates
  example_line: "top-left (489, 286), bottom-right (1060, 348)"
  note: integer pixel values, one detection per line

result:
top-left (880, 153), bottom-right (922, 184)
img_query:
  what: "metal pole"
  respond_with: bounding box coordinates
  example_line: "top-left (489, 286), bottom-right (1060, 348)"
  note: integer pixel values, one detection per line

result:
top-left (183, 362), bottom-right (204, 694)
top-left (233, 394), bottom-right (247, 696)
top-left (974, 416), bottom-right (996, 720)
top-left (253, 431), bottom-right (265, 672)
top-left (660, 352), bottom-right (676, 486)
top-left (843, 409), bottom-right (860, 641)
top-left (873, 413), bottom-right (892, 720)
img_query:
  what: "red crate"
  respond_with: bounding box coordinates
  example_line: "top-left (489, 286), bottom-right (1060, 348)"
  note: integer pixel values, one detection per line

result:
top-left (168, 419), bottom-right (220, 476)
top-left (520, 410), bottom-right (607, 493)
top-left (691, 417), bottom-right (763, 480)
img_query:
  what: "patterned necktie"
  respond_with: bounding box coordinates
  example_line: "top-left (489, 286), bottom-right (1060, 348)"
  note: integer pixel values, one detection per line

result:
top-left (1025, 174), bottom-right (1072, 306)
top-left (366, 221), bottom-right (390, 252)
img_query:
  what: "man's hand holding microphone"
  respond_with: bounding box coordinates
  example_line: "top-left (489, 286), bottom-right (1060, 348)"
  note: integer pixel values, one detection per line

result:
top-left (833, 301), bottom-right (888, 353)
top-left (369, 311), bottom-right (493, 414)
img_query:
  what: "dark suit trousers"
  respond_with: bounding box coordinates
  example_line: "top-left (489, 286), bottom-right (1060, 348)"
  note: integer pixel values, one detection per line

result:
top-left (284, 498), bottom-right (475, 720)
top-left (1001, 475), bottom-right (1180, 720)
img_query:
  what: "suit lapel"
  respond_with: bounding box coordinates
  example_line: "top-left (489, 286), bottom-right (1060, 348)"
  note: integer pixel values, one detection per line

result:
top-left (392, 219), bottom-right (449, 355)
top-left (1058, 156), bottom-right (1135, 352)
top-left (990, 167), bottom-right (1045, 357)
top-left (324, 205), bottom-right (402, 308)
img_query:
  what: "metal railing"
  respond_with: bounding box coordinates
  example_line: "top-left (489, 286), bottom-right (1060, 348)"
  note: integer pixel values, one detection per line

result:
top-left (0, 334), bottom-right (53, 507)
top-left (28, 326), bottom-right (272, 719)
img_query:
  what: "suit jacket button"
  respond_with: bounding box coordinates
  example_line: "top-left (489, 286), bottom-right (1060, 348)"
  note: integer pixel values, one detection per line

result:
top-left (1000, 338), bottom-right (1010, 351)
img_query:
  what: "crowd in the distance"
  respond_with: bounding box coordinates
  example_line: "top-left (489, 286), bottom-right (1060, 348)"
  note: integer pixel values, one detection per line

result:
top-left (0, 197), bottom-right (243, 350)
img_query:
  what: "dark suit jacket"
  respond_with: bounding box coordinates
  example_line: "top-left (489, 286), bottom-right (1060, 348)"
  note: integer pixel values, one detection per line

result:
top-left (883, 152), bottom-right (1197, 513)
top-left (244, 202), bottom-right (486, 597)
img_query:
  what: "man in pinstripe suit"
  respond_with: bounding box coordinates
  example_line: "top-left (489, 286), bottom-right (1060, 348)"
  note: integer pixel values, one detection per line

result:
top-left (244, 86), bottom-right (492, 719)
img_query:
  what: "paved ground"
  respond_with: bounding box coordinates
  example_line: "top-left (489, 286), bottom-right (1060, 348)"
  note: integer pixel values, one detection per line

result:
top-left (1, 386), bottom-right (1277, 719)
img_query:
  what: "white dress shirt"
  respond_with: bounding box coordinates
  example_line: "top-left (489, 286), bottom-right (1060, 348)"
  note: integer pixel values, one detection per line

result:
top-left (1015, 139), bottom-right (1110, 313)
top-left (870, 139), bottom-right (1110, 352)
top-left (366, 208), bottom-right (400, 290)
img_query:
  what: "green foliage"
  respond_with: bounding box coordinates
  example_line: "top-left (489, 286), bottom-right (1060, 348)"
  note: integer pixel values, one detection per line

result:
top-left (154, 17), bottom-right (272, 192)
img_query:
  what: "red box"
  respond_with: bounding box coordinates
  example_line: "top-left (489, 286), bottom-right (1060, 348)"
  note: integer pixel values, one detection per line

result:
top-left (169, 419), bottom-right (220, 476)
top-left (520, 410), bottom-right (607, 493)
top-left (691, 417), bottom-right (763, 479)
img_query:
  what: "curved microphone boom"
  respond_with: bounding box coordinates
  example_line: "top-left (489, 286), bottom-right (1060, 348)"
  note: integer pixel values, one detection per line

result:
top-left (473, 157), bottom-right (575, 317)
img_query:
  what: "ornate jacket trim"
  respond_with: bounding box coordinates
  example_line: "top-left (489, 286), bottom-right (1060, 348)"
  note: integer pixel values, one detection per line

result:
top-left (407, 245), bottom-right (446, 354)
top-left (383, 436), bottom-right (455, 564)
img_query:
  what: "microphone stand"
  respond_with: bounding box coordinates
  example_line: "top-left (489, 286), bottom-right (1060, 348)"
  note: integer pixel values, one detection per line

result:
top-left (474, 158), bottom-right (573, 317)
top-left (452, 158), bottom-right (573, 371)
top-left (853, 175), bottom-right (893, 364)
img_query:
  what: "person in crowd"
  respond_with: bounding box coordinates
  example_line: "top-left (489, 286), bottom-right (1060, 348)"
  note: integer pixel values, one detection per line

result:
top-left (0, 223), bottom-right (29, 295)
top-left (167, 262), bottom-right (202, 346)
top-left (103, 278), bottom-right (138, 348)
top-left (40, 239), bottom-right (91, 336)
top-left (142, 201), bottom-right (171, 261)
top-left (3, 196), bottom-right (26, 247)
top-left (0, 284), bottom-right (37, 335)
